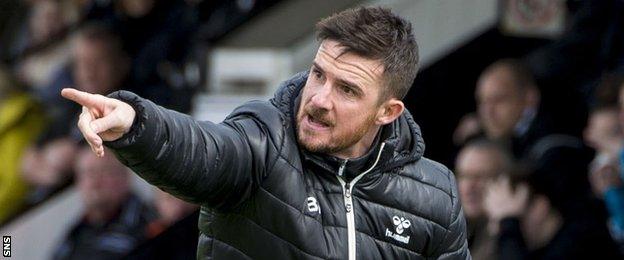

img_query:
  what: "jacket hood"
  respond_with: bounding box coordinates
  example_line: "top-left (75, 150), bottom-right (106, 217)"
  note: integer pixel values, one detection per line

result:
top-left (270, 71), bottom-right (425, 173)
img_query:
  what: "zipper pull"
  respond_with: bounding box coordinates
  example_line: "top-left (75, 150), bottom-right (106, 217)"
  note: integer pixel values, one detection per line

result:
top-left (344, 182), bottom-right (353, 212)
top-left (345, 183), bottom-right (351, 198)
top-left (337, 159), bottom-right (348, 177)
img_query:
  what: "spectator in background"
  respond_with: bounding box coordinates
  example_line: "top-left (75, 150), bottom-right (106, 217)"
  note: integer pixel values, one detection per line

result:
top-left (126, 189), bottom-right (199, 259)
top-left (84, 0), bottom-right (198, 111)
top-left (586, 106), bottom-right (624, 252)
top-left (477, 60), bottom-right (539, 139)
top-left (484, 155), bottom-right (621, 259)
top-left (455, 139), bottom-right (511, 260)
top-left (21, 23), bottom-right (130, 204)
top-left (15, 0), bottom-right (74, 89)
top-left (454, 59), bottom-right (541, 153)
top-left (475, 59), bottom-right (543, 157)
top-left (455, 59), bottom-right (586, 159)
top-left (0, 65), bottom-right (46, 224)
top-left (53, 146), bottom-right (155, 260)
top-left (585, 81), bottom-right (624, 252)
top-left (146, 189), bottom-right (198, 238)
top-left (0, 0), bottom-right (77, 63)
top-left (585, 106), bottom-right (622, 173)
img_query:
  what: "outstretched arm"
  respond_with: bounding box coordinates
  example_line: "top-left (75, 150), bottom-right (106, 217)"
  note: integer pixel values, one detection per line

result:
top-left (61, 89), bottom-right (271, 208)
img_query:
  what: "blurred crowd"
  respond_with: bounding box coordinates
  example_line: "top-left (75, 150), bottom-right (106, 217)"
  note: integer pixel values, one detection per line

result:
top-left (1, 0), bottom-right (202, 220)
top-left (53, 147), bottom-right (198, 260)
top-left (0, 0), bottom-right (253, 258)
top-left (451, 0), bottom-right (624, 259)
top-left (454, 59), bottom-right (624, 259)
top-left (4, 0), bottom-right (624, 259)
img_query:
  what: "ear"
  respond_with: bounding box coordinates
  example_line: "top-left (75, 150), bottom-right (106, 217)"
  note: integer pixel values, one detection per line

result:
top-left (376, 99), bottom-right (404, 125)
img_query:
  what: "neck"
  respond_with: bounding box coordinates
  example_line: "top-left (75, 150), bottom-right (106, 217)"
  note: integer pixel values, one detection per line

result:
top-left (331, 126), bottom-right (381, 159)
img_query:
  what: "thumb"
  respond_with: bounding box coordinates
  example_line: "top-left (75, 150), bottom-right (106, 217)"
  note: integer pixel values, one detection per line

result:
top-left (90, 114), bottom-right (119, 134)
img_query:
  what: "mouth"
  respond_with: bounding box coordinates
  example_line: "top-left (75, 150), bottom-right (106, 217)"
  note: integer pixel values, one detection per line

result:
top-left (304, 114), bottom-right (331, 131)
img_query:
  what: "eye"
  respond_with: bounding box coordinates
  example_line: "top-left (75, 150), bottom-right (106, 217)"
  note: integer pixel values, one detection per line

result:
top-left (312, 69), bottom-right (323, 80)
top-left (340, 85), bottom-right (355, 96)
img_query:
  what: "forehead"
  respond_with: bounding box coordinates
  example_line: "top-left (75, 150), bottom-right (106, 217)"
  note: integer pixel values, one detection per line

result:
top-left (314, 40), bottom-right (384, 83)
top-left (591, 110), bottom-right (619, 126)
top-left (456, 147), bottom-right (502, 174)
top-left (76, 152), bottom-right (121, 172)
top-left (477, 69), bottom-right (522, 97)
top-left (74, 38), bottom-right (115, 58)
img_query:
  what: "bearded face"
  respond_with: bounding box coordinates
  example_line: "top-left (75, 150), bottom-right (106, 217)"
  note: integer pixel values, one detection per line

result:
top-left (296, 40), bottom-right (387, 158)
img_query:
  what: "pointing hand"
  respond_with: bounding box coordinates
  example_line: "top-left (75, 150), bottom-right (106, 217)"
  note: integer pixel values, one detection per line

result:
top-left (61, 88), bottom-right (136, 157)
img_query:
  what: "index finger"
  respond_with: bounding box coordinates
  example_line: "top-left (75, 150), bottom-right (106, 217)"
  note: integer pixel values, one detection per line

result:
top-left (61, 88), bottom-right (101, 108)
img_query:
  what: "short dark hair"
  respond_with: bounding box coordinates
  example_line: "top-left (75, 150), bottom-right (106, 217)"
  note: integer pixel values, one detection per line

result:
top-left (315, 7), bottom-right (419, 100)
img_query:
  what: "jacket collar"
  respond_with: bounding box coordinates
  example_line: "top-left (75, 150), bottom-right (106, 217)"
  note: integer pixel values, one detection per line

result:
top-left (270, 71), bottom-right (425, 175)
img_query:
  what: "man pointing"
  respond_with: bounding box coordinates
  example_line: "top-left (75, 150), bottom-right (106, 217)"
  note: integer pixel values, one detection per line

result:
top-left (63, 7), bottom-right (469, 259)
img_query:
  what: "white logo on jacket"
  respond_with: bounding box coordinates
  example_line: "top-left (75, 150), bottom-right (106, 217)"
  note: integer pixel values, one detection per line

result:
top-left (385, 215), bottom-right (411, 244)
top-left (306, 197), bottom-right (320, 214)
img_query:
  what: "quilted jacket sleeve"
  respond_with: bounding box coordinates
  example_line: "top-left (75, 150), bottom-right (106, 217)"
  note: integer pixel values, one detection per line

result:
top-left (433, 169), bottom-right (471, 260)
top-left (104, 91), bottom-right (276, 209)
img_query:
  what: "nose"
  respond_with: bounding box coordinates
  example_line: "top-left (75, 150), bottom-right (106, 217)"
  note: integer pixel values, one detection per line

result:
top-left (309, 82), bottom-right (333, 111)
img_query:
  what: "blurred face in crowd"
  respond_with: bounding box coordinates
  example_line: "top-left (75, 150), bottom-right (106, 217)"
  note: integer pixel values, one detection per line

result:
top-left (155, 189), bottom-right (197, 225)
top-left (584, 108), bottom-right (621, 153)
top-left (119, 0), bottom-right (155, 18)
top-left (296, 40), bottom-right (404, 158)
top-left (75, 148), bottom-right (130, 216)
top-left (456, 145), bottom-right (505, 219)
top-left (29, 0), bottom-right (64, 44)
top-left (72, 37), bottom-right (125, 95)
top-left (476, 67), bottom-right (533, 139)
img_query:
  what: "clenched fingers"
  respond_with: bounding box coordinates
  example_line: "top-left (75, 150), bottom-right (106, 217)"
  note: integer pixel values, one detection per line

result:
top-left (78, 106), bottom-right (104, 157)
top-left (90, 113), bottom-right (119, 134)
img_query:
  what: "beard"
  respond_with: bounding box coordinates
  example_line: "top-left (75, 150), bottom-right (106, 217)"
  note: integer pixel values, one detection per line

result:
top-left (296, 103), bottom-right (377, 155)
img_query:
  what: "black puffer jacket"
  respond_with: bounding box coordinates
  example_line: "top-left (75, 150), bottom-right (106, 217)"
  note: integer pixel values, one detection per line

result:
top-left (105, 71), bottom-right (470, 259)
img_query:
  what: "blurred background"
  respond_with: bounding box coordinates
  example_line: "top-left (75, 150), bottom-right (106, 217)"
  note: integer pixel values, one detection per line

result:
top-left (1, 0), bottom-right (624, 259)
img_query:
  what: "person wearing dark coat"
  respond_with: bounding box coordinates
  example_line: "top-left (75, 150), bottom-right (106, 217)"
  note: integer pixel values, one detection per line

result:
top-left (53, 147), bottom-right (156, 260)
top-left (61, 7), bottom-right (471, 260)
top-left (484, 142), bottom-right (622, 260)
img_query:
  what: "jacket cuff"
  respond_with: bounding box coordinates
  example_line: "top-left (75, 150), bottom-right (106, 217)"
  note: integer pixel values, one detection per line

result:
top-left (103, 90), bottom-right (153, 150)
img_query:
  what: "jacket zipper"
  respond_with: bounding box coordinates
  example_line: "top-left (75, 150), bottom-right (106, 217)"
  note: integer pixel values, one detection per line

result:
top-left (336, 142), bottom-right (386, 260)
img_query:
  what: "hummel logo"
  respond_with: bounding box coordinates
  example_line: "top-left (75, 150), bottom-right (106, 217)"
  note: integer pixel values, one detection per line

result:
top-left (385, 215), bottom-right (411, 244)
top-left (392, 216), bottom-right (411, 234)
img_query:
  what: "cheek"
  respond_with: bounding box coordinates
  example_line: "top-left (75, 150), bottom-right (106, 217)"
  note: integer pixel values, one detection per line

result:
top-left (496, 103), bottom-right (519, 122)
top-left (335, 109), bottom-right (366, 131)
top-left (460, 180), bottom-right (479, 194)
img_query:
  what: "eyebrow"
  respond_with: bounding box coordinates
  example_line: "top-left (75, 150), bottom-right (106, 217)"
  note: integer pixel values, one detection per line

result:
top-left (312, 62), bottom-right (364, 93)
